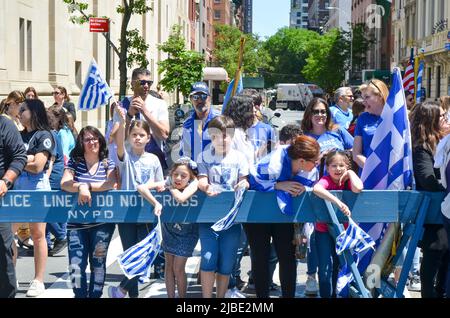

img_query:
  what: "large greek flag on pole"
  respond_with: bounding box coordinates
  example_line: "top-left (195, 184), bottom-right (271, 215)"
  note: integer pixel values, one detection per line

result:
top-left (78, 59), bottom-right (113, 110)
top-left (118, 216), bottom-right (162, 284)
top-left (337, 68), bottom-right (413, 295)
top-left (222, 75), bottom-right (243, 114)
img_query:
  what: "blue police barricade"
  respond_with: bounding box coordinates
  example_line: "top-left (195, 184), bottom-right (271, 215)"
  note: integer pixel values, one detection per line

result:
top-left (0, 190), bottom-right (444, 298)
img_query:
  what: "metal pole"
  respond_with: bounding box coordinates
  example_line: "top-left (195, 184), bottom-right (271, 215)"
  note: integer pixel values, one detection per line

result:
top-left (105, 19), bottom-right (111, 122)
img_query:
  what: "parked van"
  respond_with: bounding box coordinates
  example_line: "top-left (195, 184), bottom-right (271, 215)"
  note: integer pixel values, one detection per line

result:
top-left (275, 83), bottom-right (313, 111)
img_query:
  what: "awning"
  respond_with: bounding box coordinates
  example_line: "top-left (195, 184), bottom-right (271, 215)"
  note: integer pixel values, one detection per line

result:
top-left (202, 67), bottom-right (228, 81)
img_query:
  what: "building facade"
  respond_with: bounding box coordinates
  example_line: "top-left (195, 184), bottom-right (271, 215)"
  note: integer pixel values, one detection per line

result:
top-left (327, 0), bottom-right (351, 32)
top-left (0, 0), bottom-right (191, 131)
top-left (392, 0), bottom-right (449, 100)
top-left (308, 0), bottom-right (330, 33)
top-left (290, 0), bottom-right (310, 29)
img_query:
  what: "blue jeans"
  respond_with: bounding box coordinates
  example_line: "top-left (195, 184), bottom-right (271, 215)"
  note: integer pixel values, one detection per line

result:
top-left (199, 223), bottom-right (241, 275)
top-left (117, 223), bottom-right (153, 298)
top-left (46, 223), bottom-right (67, 247)
top-left (307, 231), bottom-right (319, 276)
top-left (315, 231), bottom-right (339, 298)
top-left (67, 223), bottom-right (115, 298)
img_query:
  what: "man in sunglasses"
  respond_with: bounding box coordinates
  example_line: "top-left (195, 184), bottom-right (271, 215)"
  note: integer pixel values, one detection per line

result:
top-left (121, 68), bottom-right (170, 168)
top-left (179, 82), bottom-right (219, 162)
top-left (329, 87), bottom-right (354, 130)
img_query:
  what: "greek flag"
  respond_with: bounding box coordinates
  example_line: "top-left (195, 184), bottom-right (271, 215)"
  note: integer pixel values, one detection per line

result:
top-left (118, 216), bottom-right (162, 284)
top-left (337, 67), bottom-right (413, 296)
top-left (249, 146), bottom-right (318, 215)
top-left (211, 187), bottom-right (246, 232)
top-left (335, 218), bottom-right (375, 255)
top-left (415, 60), bottom-right (424, 103)
top-left (78, 59), bottom-right (113, 110)
top-left (222, 75), bottom-right (243, 114)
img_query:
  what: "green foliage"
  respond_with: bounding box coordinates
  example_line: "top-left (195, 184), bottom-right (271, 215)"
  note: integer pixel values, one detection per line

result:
top-left (157, 25), bottom-right (205, 101)
top-left (262, 27), bottom-right (320, 87)
top-left (346, 23), bottom-right (375, 74)
top-left (213, 24), bottom-right (270, 86)
top-left (302, 29), bottom-right (349, 94)
top-left (125, 29), bottom-right (149, 69)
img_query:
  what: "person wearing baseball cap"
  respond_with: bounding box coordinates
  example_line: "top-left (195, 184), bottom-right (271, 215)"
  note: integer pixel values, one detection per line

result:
top-left (180, 82), bottom-right (218, 162)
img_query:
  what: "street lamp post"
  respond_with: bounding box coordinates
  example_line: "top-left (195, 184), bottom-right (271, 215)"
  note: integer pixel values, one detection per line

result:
top-left (327, 6), bottom-right (352, 84)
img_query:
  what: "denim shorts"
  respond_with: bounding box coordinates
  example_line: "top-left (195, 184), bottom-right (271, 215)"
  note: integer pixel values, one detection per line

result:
top-left (198, 223), bottom-right (241, 275)
top-left (13, 171), bottom-right (51, 191)
top-left (162, 223), bottom-right (199, 258)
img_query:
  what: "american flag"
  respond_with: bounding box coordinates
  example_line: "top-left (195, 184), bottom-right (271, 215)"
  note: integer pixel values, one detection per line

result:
top-left (402, 48), bottom-right (415, 94)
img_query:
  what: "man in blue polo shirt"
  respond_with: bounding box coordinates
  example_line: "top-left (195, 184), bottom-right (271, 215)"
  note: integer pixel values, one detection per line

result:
top-left (330, 87), bottom-right (354, 129)
top-left (180, 82), bottom-right (219, 162)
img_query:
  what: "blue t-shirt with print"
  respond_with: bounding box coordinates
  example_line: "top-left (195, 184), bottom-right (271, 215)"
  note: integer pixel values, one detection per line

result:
top-left (354, 112), bottom-right (382, 158)
top-left (306, 128), bottom-right (354, 153)
top-left (330, 105), bottom-right (353, 129)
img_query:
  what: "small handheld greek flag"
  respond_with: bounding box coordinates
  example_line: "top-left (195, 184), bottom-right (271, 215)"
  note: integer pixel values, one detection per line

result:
top-left (78, 59), bottom-right (113, 110)
top-left (118, 216), bottom-right (162, 283)
top-left (335, 218), bottom-right (375, 255)
top-left (211, 187), bottom-right (246, 232)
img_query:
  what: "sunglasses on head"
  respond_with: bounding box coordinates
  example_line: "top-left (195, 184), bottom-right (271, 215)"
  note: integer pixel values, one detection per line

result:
top-left (312, 109), bottom-right (327, 116)
top-left (191, 94), bottom-right (208, 101)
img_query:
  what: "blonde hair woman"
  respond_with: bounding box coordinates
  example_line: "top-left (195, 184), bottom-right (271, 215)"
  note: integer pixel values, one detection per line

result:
top-left (352, 79), bottom-right (389, 170)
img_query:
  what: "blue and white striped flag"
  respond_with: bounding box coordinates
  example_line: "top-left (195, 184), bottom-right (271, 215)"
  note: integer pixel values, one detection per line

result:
top-left (211, 187), bottom-right (246, 232)
top-left (78, 59), bottom-right (113, 110)
top-left (415, 60), bottom-right (424, 103)
top-left (337, 67), bottom-right (413, 296)
top-left (249, 146), bottom-right (318, 215)
top-left (335, 218), bottom-right (375, 255)
top-left (222, 75), bottom-right (243, 114)
top-left (118, 216), bottom-right (162, 284)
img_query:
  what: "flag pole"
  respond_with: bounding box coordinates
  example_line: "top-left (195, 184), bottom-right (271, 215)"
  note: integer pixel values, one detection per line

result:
top-left (231, 36), bottom-right (246, 97)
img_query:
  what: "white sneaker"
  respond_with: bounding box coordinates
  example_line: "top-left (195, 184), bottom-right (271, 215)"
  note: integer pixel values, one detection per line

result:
top-left (407, 273), bottom-right (421, 292)
top-left (225, 287), bottom-right (246, 298)
top-left (305, 275), bottom-right (319, 296)
top-left (26, 279), bottom-right (45, 297)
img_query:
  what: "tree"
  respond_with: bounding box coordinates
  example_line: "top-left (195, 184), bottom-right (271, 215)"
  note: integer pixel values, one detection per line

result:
top-left (347, 23), bottom-right (376, 79)
top-left (157, 25), bottom-right (205, 104)
top-left (213, 24), bottom-right (269, 87)
top-left (302, 29), bottom-right (349, 94)
top-left (62, 0), bottom-right (151, 98)
top-left (262, 27), bottom-right (320, 87)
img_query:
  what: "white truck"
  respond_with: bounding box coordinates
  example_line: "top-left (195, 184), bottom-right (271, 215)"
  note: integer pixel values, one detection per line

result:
top-left (275, 83), bottom-right (313, 111)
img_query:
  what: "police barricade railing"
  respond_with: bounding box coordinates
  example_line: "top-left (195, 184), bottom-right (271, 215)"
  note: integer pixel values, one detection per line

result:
top-left (0, 189), bottom-right (445, 298)
top-left (0, 190), bottom-right (444, 224)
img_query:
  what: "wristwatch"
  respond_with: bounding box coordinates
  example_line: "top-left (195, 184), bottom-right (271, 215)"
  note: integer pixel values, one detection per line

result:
top-left (1, 178), bottom-right (13, 190)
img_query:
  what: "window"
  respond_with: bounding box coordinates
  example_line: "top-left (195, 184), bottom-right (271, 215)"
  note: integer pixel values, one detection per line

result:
top-left (427, 67), bottom-right (431, 98)
top-left (19, 18), bottom-right (25, 71)
top-left (75, 61), bottom-right (82, 89)
top-left (214, 10), bottom-right (221, 20)
top-left (297, 12), bottom-right (301, 17)
top-left (297, 19), bottom-right (301, 24)
top-left (202, 22), bottom-right (205, 37)
top-left (19, 18), bottom-right (32, 71)
top-left (436, 66), bottom-right (441, 98)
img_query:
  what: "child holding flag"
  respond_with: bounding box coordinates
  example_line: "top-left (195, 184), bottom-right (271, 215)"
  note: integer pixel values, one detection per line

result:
top-left (197, 115), bottom-right (250, 298)
top-left (138, 157), bottom-right (199, 298)
top-left (108, 106), bottom-right (164, 298)
top-left (312, 150), bottom-right (363, 298)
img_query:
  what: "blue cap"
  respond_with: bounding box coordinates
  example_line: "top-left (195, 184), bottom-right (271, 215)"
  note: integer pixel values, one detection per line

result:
top-left (190, 82), bottom-right (210, 95)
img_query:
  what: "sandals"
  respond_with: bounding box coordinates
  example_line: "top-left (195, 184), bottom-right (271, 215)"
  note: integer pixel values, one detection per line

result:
top-left (18, 237), bottom-right (34, 250)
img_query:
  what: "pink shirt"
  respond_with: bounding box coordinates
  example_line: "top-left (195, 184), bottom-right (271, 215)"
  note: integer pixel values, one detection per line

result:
top-left (315, 175), bottom-right (350, 233)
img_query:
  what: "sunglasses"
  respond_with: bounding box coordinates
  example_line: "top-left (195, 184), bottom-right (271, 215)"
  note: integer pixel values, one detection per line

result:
top-left (191, 94), bottom-right (208, 101)
top-left (369, 80), bottom-right (382, 95)
top-left (83, 137), bottom-right (99, 144)
top-left (312, 109), bottom-right (327, 116)
top-left (52, 91), bottom-right (62, 95)
top-left (136, 80), bottom-right (153, 87)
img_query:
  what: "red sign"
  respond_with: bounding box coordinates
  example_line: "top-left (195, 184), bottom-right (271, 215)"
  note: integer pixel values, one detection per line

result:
top-left (89, 18), bottom-right (109, 33)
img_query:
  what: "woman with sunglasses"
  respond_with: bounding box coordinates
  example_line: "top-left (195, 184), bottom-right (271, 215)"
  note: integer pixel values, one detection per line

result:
top-left (61, 126), bottom-right (117, 298)
top-left (15, 99), bottom-right (56, 297)
top-left (51, 86), bottom-right (77, 122)
top-left (300, 97), bottom-right (353, 296)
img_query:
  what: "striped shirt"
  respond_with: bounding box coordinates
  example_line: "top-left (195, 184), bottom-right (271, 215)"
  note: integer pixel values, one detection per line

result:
top-left (66, 158), bottom-right (115, 229)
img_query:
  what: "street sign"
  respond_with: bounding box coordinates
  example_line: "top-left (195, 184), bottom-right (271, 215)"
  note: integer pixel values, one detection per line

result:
top-left (89, 17), bottom-right (109, 33)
